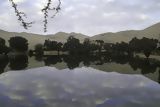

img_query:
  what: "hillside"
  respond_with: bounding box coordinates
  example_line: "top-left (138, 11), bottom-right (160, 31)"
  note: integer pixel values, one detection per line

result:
top-left (0, 22), bottom-right (160, 49)
top-left (0, 30), bottom-right (88, 49)
top-left (91, 22), bottom-right (160, 43)
top-left (47, 32), bottom-right (88, 43)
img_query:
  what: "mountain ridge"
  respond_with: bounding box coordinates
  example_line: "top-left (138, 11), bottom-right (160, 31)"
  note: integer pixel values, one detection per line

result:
top-left (0, 22), bottom-right (160, 49)
top-left (0, 30), bottom-right (89, 49)
top-left (91, 22), bottom-right (160, 43)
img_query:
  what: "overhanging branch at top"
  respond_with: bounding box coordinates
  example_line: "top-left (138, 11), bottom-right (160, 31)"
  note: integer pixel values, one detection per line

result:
top-left (42, 0), bottom-right (61, 32)
top-left (9, 0), bottom-right (34, 29)
top-left (9, 0), bottom-right (61, 32)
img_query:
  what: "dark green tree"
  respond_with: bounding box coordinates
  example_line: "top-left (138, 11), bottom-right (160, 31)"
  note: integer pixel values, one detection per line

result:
top-left (0, 37), bottom-right (5, 46)
top-left (57, 42), bottom-right (63, 55)
top-left (63, 36), bottom-right (81, 54)
top-left (35, 44), bottom-right (44, 56)
top-left (0, 37), bottom-right (10, 54)
top-left (44, 39), bottom-right (57, 50)
top-left (9, 36), bottom-right (28, 52)
top-left (44, 39), bottom-right (63, 55)
top-left (140, 37), bottom-right (158, 58)
top-left (113, 42), bottom-right (131, 55)
top-left (95, 40), bottom-right (104, 53)
top-left (83, 38), bottom-right (92, 54)
top-left (129, 37), bottom-right (158, 58)
top-left (104, 43), bottom-right (113, 52)
top-left (129, 37), bottom-right (141, 53)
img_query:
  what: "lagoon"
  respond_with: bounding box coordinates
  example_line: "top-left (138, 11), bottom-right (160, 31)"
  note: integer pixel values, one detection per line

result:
top-left (0, 67), bottom-right (160, 107)
top-left (0, 54), bottom-right (160, 107)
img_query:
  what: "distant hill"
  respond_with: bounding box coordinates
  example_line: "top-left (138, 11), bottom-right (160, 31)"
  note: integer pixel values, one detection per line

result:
top-left (0, 22), bottom-right (160, 49)
top-left (91, 22), bottom-right (160, 43)
top-left (0, 30), bottom-right (88, 49)
top-left (47, 32), bottom-right (88, 43)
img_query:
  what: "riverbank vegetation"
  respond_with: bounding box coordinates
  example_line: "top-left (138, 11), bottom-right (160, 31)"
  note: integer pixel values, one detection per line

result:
top-left (0, 35), bottom-right (159, 59)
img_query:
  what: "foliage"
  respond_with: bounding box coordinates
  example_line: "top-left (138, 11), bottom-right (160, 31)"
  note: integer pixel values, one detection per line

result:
top-left (0, 37), bottom-right (5, 46)
top-left (35, 44), bottom-right (44, 56)
top-left (104, 43), bottom-right (113, 52)
top-left (63, 36), bottom-right (81, 54)
top-left (9, 36), bottom-right (28, 52)
top-left (0, 37), bottom-right (9, 54)
top-left (82, 38), bottom-right (92, 54)
top-left (3, 34), bottom-right (159, 58)
top-left (44, 39), bottom-right (63, 55)
top-left (129, 37), bottom-right (158, 58)
top-left (95, 40), bottom-right (104, 53)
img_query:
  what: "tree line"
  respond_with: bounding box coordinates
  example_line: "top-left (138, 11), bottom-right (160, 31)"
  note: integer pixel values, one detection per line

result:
top-left (0, 35), bottom-right (159, 58)
top-left (0, 36), bottom-right (28, 55)
top-left (33, 36), bottom-right (159, 58)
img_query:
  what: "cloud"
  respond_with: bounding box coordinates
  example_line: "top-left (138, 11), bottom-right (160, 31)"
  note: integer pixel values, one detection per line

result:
top-left (0, 0), bottom-right (160, 36)
top-left (13, 0), bottom-right (27, 4)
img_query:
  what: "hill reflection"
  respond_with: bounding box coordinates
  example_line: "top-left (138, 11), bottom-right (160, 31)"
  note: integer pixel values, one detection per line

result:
top-left (0, 54), bottom-right (160, 83)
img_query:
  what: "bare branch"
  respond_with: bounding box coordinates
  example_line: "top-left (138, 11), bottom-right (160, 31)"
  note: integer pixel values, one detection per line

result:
top-left (9, 0), bottom-right (61, 32)
top-left (9, 0), bottom-right (34, 29)
top-left (42, 0), bottom-right (61, 32)
top-left (51, 0), bottom-right (61, 18)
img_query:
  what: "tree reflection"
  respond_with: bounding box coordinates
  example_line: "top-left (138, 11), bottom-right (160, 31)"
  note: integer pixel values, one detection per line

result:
top-left (0, 53), bottom-right (160, 83)
top-left (44, 55), bottom-right (62, 66)
top-left (0, 56), bottom-right (9, 74)
top-left (36, 54), bottom-right (160, 76)
top-left (104, 53), bottom-right (130, 65)
top-left (35, 55), bottom-right (43, 62)
top-left (63, 55), bottom-right (82, 69)
top-left (43, 54), bottom-right (160, 83)
top-left (159, 69), bottom-right (160, 84)
top-left (9, 54), bottom-right (28, 70)
top-left (129, 56), bottom-right (158, 74)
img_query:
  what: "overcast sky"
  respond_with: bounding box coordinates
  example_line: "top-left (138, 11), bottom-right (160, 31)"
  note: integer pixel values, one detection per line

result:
top-left (0, 0), bottom-right (160, 36)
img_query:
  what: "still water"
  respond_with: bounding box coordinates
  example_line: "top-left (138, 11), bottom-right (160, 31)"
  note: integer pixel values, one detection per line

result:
top-left (0, 54), bottom-right (160, 107)
top-left (1, 55), bottom-right (160, 83)
top-left (0, 67), bottom-right (160, 107)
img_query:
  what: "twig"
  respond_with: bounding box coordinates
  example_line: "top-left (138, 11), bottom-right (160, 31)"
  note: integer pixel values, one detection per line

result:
top-left (42, 0), bottom-right (61, 32)
top-left (9, 0), bottom-right (34, 29)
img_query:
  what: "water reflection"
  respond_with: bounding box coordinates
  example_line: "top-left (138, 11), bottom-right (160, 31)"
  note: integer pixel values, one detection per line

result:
top-left (9, 54), bottom-right (28, 70)
top-left (44, 56), bottom-right (62, 66)
top-left (0, 56), bottom-right (8, 73)
top-left (0, 54), bottom-right (160, 83)
top-left (0, 67), bottom-right (159, 107)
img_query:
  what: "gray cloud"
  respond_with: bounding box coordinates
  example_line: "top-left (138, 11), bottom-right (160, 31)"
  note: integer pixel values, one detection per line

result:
top-left (0, 0), bottom-right (160, 36)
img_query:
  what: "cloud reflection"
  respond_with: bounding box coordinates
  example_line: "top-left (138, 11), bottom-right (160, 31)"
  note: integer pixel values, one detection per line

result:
top-left (0, 67), bottom-right (159, 107)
